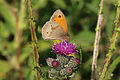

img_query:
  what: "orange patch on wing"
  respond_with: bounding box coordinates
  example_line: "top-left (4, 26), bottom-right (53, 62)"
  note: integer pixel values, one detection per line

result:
top-left (52, 14), bottom-right (68, 33)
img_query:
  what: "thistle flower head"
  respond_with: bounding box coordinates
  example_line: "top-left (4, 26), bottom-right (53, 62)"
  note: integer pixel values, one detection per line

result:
top-left (75, 58), bottom-right (80, 64)
top-left (52, 60), bottom-right (59, 67)
top-left (67, 68), bottom-right (72, 72)
top-left (51, 41), bottom-right (77, 56)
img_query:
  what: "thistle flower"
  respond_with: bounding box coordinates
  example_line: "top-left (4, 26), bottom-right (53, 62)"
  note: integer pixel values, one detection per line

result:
top-left (46, 40), bottom-right (81, 79)
top-left (47, 54), bottom-right (80, 79)
top-left (51, 41), bottom-right (77, 56)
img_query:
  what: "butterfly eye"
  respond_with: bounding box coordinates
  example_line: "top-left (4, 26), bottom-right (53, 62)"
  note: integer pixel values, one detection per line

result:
top-left (47, 32), bottom-right (48, 34)
top-left (58, 15), bottom-right (61, 18)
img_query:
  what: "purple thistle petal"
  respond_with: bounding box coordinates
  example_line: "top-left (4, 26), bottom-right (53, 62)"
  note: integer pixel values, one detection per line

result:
top-left (51, 41), bottom-right (77, 56)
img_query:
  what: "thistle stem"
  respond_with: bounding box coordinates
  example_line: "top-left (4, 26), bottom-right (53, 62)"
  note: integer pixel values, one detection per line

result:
top-left (91, 0), bottom-right (104, 80)
top-left (27, 0), bottom-right (40, 80)
top-left (13, 0), bottom-right (23, 80)
top-left (99, 1), bottom-right (120, 80)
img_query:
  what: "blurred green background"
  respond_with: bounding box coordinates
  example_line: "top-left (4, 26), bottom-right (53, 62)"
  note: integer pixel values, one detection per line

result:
top-left (0, 0), bottom-right (120, 80)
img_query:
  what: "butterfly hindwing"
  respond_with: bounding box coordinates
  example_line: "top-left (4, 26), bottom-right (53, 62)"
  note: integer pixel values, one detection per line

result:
top-left (42, 21), bottom-right (66, 40)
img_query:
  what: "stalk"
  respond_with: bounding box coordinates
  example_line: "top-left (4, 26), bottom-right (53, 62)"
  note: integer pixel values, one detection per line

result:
top-left (27, 0), bottom-right (41, 80)
top-left (99, 0), bottom-right (120, 80)
top-left (91, 0), bottom-right (104, 80)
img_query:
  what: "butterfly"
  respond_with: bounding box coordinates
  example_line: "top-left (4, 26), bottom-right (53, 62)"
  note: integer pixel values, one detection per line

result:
top-left (42, 9), bottom-right (70, 40)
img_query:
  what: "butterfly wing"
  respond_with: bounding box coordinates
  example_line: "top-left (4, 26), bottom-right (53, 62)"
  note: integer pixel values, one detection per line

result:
top-left (42, 21), bottom-right (66, 40)
top-left (50, 9), bottom-right (68, 33)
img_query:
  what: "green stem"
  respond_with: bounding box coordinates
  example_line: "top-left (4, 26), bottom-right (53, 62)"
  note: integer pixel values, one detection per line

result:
top-left (13, 0), bottom-right (23, 79)
top-left (99, 0), bottom-right (120, 80)
top-left (27, 0), bottom-right (40, 80)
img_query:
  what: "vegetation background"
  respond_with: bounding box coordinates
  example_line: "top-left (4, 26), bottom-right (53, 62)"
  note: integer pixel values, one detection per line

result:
top-left (0, 0), bottom-right (120, 80)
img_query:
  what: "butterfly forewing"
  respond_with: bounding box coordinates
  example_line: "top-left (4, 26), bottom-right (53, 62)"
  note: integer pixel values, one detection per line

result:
top-left (50, 9), bottom-right (68, 33)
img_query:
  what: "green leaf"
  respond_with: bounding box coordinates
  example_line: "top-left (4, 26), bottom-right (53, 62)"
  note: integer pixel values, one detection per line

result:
top-left (20, 44), bottom-right (33, 63)
top-left (0, 0), bottom-right (16, 34)
top-left (0, 21), bottom-right (9, 37)
top-left (105, 56), bottom-right (120, 80)
top-left (0, 60), bottom-right (12, 78)
top-left (33, 0), bottom-right (48, 9)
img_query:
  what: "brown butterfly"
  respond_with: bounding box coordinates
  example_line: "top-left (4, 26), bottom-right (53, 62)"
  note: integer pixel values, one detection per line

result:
top-left (42, 9), bottom-right (69, 40)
